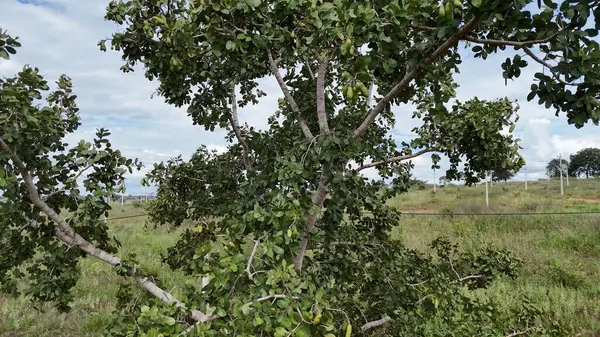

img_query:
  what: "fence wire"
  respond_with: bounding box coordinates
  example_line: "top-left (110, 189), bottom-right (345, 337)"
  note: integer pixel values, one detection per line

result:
top-left (103, 210), bottom-right (600, 222)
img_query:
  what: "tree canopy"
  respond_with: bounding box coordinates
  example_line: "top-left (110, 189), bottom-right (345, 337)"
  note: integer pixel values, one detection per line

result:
top-left (546, 157), bottom-right (569, 178)
top-left (491, 167), bottom-right (518, 182)
top-left (2, 0), bottom-right (600, 335)
top-left (569, 147), bottom-right (600, 178)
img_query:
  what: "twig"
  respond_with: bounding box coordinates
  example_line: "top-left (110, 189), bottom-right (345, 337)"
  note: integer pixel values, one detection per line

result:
top-left (448, 256), bottom-right (461, 280)
top-left (43, 164), bottom-right (94, 200)
top-left (407, 279), bottom-right (429, 287)
top-left (458, 274), bottom-right (483, 282)
top-left (449, 256), bottom-right (482, 282)
top-left (505, 325), bottom-right (536, 337)
top-left (521, 46), bottom-right (579, 86)
top-left (356, 147), bottom-right (436, 172)
top-left (287, 323), bottom-right (302, 337)
top-left (255, 294), bottom-right (300, 302)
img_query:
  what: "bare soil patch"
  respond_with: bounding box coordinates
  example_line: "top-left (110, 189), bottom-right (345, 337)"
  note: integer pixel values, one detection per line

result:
top-left (569, 197), bottom-right (600, 203)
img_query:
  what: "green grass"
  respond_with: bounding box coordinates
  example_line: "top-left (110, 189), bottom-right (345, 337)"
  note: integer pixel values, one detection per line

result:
top-left (390, 178), bottom-right (600, 335)
top-left (2, 179), bottom-right (600, 335)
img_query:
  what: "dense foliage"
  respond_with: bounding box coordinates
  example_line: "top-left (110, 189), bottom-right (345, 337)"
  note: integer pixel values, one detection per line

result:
top-left (545, 157), bottom-right (569, 178)
top-left (2, 0), bottom-right (600, 335)
top-left (491, 167), bottom-right (518, 182)
top-left (568, 147), bottom-right (600, 178)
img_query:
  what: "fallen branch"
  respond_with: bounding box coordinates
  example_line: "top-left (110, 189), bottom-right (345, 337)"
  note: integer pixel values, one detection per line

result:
top-left (0, 138), bottom-right (209, 323)
top-left (360, 315), bottom-right (393, 333)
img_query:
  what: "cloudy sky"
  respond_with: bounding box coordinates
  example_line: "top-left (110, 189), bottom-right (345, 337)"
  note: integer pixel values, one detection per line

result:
top-left (1, 0), bottom-right (599, 194)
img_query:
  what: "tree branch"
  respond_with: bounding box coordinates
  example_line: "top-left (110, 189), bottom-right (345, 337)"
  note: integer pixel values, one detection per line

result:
top-left (462, 28), bottom-right (564, 47)
top-left (356, 147), bottom-right (436, 172)
top-left (521, 46), bottom-right (580, 86)
top-left (366, 80), bottom-right (374, 108)
top-left (245, 235), bottom-right (263, 280)
top-left (505, 325), bottom-right (536, 337)
top-left (294, 171), bottom-right (328, 271)
top-left (315, 56), bottom-right (330, 136)
top-left (360, 315), bottom-right (393, 333)
top-left (42, 163), bottom-right (94, 200)
top-left (0, 138), bottom-right (209, 323)
top-left (228, 84), bottom-right (252, 171)
top-left (267, 50), bottom-right (315, 141)
top-left (353, 14), bottom-right (485, 138)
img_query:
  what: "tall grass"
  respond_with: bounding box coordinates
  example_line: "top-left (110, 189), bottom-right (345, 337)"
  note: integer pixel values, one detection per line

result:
top-left (1, 179), bottom-right (600, 335)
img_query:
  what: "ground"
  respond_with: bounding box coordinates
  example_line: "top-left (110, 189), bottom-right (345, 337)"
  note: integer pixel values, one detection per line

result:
top-left (1, 178), bottom-right (600, 336)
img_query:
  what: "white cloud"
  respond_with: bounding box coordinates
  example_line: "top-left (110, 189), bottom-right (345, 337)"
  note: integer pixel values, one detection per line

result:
top-left (1, 0), bottom-right (597, 192)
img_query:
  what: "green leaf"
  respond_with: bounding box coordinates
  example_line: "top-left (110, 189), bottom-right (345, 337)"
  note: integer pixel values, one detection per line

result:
top-left (161, 316), bottom-right (176, 325)
top-left (226, 40), bottom-right (236, 51)
top-left (241, 303), bottom-right (252, 316)
top-left (245, 0), bottom-right (261, 8)
top-left (471, 0), bottom-right (482, 8)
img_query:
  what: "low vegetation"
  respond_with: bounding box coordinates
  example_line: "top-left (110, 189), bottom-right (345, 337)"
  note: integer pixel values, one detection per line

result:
top-left (2, 178), bottom-right (599, 336)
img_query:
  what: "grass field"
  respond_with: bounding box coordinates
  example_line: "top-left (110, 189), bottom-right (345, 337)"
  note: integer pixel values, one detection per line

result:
top-left (1, 178), bottom-right (600, 336)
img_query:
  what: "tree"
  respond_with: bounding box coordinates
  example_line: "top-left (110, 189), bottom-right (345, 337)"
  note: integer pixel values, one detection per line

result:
top-left (491, 167), bottom-right (517, 182)
top-left (546, 157), bottom-right (569, 179)
top-left (4, 0), bottom-right (599, 333)
top-left (569, 147), bottom-right (600, 178)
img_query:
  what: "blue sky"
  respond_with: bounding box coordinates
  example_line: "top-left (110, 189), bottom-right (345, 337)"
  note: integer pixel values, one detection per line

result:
top-left (1, 0), bottom-right (599, 194)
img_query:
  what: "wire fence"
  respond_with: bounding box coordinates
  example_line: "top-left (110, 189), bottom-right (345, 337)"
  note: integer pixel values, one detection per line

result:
top-left (103, 210), bottom-right (600, 222)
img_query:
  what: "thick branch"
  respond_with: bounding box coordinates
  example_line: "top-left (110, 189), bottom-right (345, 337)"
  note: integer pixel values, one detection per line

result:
top-left (0, 138), bottom-right (209, 323)
top-left (353, 14), bottom-right (485, 138)
top-left (228, 84), bottom-right (252, 171)
top-left (356, 147), bottom-right (436, 172)
top-left (315, 56), bottom-right (330, 136)
top-left (361, 315), bottom-right (393, 333)
top-left (294, 171), bottom-right (328, 271)
top-left (267, 50), bottom-right (315, 141)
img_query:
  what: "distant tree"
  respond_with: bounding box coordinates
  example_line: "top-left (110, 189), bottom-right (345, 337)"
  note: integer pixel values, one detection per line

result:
top-left (439, 176), bottom-right (448, 186)
top-left (569, 148), bottom-right (600, 178)
top-left (491, 167), bottom-right (517, 182)
top-left (407, 178), bottom-right (427, 190)
top-left (546, 158), bottom-right (568, 178)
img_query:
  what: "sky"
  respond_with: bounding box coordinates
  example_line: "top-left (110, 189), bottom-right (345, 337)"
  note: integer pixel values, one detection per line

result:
top-left (1, 0), bottom-right (599, 195)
